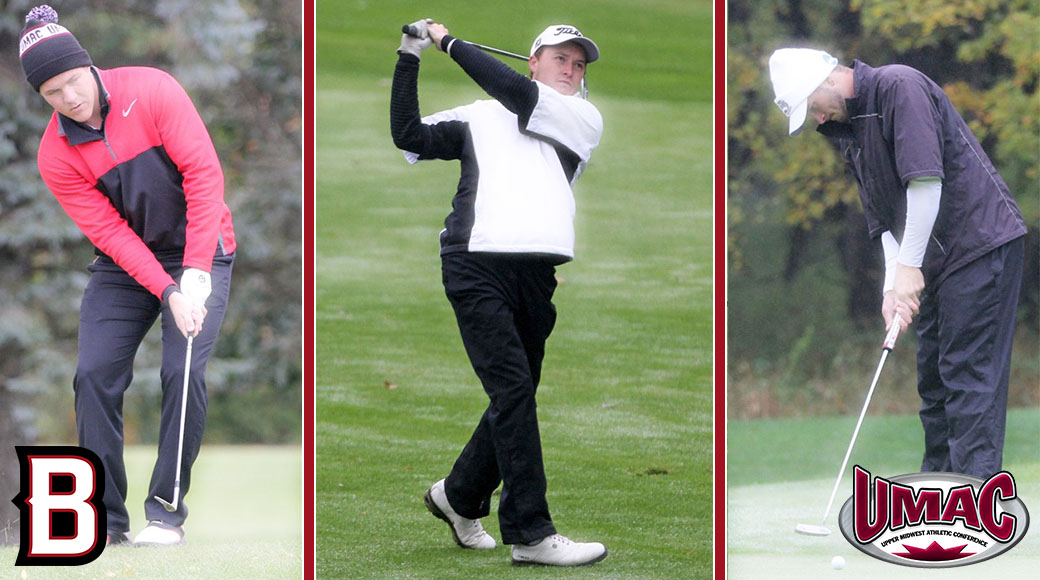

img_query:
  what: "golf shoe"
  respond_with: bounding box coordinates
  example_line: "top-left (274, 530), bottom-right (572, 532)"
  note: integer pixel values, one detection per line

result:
top-left (424, 479), bottom-right (497, 549)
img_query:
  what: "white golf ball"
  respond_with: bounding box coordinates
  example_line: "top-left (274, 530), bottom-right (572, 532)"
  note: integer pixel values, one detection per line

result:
top-left (831, 555), bottom-right (846, 570)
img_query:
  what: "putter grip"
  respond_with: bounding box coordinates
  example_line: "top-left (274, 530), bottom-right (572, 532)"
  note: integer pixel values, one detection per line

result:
top-left (883, 313), bottom-right (902, 351)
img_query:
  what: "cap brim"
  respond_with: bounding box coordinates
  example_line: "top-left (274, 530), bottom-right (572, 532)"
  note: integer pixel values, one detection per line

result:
top-left (787, 100), bottom-right (808, 135)
top-left (574, 38), bottom-right (599, 63)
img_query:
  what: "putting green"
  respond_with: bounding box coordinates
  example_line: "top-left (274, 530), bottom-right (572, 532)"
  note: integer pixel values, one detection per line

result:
top-left (727, 409), bottom-right (1040, 577)
top-left (727, 470), bottom-right (1040, 578)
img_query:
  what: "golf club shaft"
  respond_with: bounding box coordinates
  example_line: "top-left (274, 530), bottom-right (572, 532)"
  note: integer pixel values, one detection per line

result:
top-left (818, 314), bottom-right (903, 524)
top-left (467, 42), bottom-right (527, 61)
top-left (402, 25), bottom-right (528, 61)
top-left (173, 335), bottom-right (192, 500)
top-left (156, 333), bottom-right (193, 511)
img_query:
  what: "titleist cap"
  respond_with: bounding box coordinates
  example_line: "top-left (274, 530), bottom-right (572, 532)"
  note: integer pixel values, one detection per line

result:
top-left (530, 25), bottom-right (599, 63)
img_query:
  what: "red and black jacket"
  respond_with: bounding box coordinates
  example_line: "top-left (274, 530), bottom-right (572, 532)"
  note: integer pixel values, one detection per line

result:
top-left (37, 66), bottom-right (236, 300)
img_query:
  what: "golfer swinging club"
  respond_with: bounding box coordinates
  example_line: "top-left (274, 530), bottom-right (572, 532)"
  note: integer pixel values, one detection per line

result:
top-left (391, 19), bottom-right (607, 566)
top-left (18, 5), bottom-right (236, 546)
top-left (768, 48), bottom-right (1026, 479)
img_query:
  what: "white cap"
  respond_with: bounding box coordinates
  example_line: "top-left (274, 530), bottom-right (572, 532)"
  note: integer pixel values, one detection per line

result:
top-left (530, 25), bottom-right (599, 63)
top-left (769, 48), bottom-right (838, 134)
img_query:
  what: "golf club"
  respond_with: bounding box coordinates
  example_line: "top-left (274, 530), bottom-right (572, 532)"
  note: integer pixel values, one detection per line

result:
top-left (795, 313), bottom-right (903, 536)
top-left (155, 334), bottom-right (193, 513)
top-left (401, 23), bottom-right (588, 99)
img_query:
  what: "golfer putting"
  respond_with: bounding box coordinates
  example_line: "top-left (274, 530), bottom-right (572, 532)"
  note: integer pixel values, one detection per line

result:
top-left (768, 48), bottom-right (1026, 482)
top-left (390, 19), bottom-right (607, 566)
top-left (19, 5), bottom-right (236, 547)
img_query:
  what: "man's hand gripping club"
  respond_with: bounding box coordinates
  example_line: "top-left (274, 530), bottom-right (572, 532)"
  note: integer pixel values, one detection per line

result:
top-left (399, 18), bottom-right (434, 57)
top-left (170, 267), bottom-right (211, 339)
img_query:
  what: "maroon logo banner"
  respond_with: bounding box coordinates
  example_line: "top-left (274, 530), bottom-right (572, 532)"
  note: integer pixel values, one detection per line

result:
top-left (838, 467), bottom-right (1030, 568)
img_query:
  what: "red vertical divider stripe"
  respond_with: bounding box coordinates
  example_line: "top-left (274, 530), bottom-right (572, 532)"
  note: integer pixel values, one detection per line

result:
top-left (713, 2), bottom-right (727, 579)
top-left (303, 0), bottom-right (316, 578)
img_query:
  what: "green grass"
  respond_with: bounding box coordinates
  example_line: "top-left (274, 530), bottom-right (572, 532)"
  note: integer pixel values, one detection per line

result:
top-left (316, 0), bottom-right (713, 104)
top-left (729, 408), bottom-right (1040, 486)
top-left (726, 409), bottom-right (1040, 579)
top-left (1, 445), bottom-right (302, 579)
top-left (315, 1), bottom-right (714, 577)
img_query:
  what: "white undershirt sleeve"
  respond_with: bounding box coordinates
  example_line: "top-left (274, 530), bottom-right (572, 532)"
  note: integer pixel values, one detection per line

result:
top-left (896, 177), bottom-right (942, 268)
top-left (881, 230), bottom-right (899, 294)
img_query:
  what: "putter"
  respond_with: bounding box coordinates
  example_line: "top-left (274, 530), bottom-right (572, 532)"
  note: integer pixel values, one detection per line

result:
top-left (401, 24), bottom-right (589, 99)
top-left (795, 313), bottom-right (903, 536)
top-left (155, 334), bottom-right (193, 512)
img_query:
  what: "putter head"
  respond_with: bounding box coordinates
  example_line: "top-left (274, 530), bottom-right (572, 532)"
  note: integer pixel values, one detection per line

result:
top-left (794, 523), bottom-right (832, 536)
top-left (154, 495), bottom-right (178, 512)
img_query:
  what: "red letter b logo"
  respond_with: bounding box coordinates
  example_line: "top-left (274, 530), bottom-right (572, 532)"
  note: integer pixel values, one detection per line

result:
top-left (12, 446), bottom-right (107, 566)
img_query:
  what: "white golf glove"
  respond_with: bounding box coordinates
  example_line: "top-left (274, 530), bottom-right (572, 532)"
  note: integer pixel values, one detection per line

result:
top-left (399, 18), bottom-right (434, 58)
top-left (180, 267), bottom-right (212, 308)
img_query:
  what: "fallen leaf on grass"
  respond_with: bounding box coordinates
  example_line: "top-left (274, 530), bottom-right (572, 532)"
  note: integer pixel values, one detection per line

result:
top-left (633, 467), bottom-right (670, 477)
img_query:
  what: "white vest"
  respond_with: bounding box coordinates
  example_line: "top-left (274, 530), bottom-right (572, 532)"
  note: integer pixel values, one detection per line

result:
top-left (405, 82), bottom-right (603, 260)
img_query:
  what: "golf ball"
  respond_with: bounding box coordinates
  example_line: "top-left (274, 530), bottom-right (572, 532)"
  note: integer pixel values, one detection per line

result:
top-left (831, 555), bottom-right (846, 570)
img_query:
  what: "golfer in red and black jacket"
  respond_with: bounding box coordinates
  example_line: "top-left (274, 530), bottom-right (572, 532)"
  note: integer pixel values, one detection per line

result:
top-left (19, 5), bottom-right (235, 547)
top-left (391, 19), bottom-right (608, 567)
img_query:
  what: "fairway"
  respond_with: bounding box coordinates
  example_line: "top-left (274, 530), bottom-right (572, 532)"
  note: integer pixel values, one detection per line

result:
top-left (727, 409), bottom-right (1040, 578)
top-left (1, 445), bottom-right (303, 579)
top-left (315, 0), bottom-right (713, 577)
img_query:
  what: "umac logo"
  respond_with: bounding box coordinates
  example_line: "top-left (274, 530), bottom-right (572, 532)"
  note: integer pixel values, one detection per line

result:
top-left (838, 467), bottom-right (1030, 568)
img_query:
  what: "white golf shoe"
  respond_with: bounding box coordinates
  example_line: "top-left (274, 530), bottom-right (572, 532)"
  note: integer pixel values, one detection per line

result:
top-left (133, 521), bottom-right (185, 547)
top-left (511, 533), bottom-right (608, 566)
top-left (424, 479), bottom-right (497, 549)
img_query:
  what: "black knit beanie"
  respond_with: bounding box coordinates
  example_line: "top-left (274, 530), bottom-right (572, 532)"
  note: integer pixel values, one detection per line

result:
top-left (18, 5), bottom-right (93, 92)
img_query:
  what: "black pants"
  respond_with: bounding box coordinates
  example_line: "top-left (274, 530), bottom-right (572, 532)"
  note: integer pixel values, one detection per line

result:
top-left (915, 238), bottom-right (1023, 479)
top-left (441, 252), bottom-right (560, 545)
top-left (74, 253), bottom-right (233, 534)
